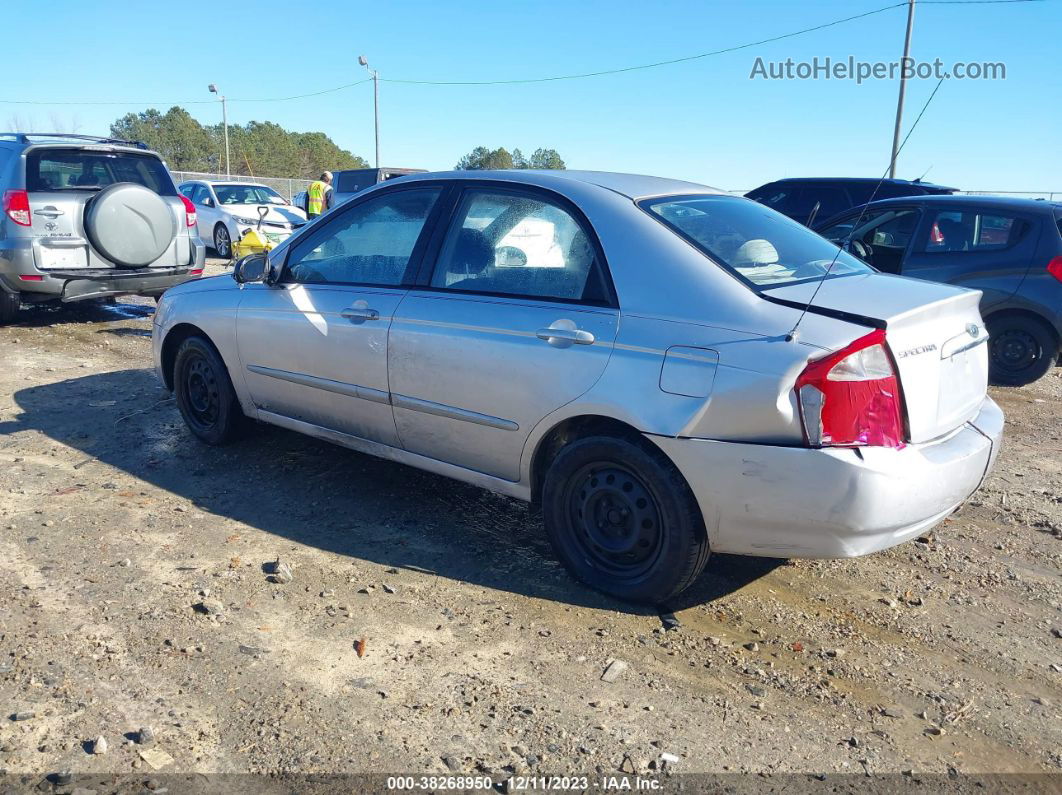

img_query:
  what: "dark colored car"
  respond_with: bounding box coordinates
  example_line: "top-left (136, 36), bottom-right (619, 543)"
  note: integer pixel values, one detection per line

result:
top-left (747, 177), bottom-right (957, 226)
top-left (816, 194), bottom-right (1062, 386)
top-left (331, 167), bottom-right (427, 206)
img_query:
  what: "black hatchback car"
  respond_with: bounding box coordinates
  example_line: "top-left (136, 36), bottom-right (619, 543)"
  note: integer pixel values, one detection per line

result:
top-left (815, 194), bottom-right (1062, 386)
top-left (747, 177), bottom-right (957, 226)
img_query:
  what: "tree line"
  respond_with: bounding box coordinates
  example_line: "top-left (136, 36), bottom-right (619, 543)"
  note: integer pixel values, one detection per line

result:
top-left (110, 107), bottom-right (368, 178)
top-left (107, 106), bottom-right (566, 178)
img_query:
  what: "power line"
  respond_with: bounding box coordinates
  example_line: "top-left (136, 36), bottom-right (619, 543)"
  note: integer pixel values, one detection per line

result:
top-left (0, 79), bottom-right (372, 107)
top-left (381, 0), bottom-right (1040, 86)
top-left (0, 0), bottom-right (1041, 105)
top-left (383, 3), bottom-right (910, 86)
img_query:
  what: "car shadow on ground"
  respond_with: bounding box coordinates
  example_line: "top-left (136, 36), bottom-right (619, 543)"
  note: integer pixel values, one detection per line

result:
top-left (10, 300), bottom-right (154, 328)
top-left (4, 369), bottom-right (784, 616)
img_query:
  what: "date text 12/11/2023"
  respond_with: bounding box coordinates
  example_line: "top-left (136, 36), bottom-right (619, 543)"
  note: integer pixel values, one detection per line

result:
top-left (386, 775), bottom-right (663, 791)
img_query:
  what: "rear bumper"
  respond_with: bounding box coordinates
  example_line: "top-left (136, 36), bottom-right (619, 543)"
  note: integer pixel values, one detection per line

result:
top-left (650, 397), bottom-right (1004, 559)
top-left (0, 237), bottom-right (206, 300)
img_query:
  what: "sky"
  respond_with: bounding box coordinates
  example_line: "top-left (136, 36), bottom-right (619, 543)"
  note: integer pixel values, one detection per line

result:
top-left (4, 0), bottom-right (1059, 192)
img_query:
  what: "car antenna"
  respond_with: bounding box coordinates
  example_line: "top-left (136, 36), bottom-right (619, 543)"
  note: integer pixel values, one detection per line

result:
top-left (915, 164), bottom-right (933, 182)
top-left (784, 76), bottom-right (945, 344)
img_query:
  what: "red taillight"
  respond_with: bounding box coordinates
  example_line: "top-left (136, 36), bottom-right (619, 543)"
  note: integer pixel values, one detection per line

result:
top-left (795, 329), bottom-right (906, 450)
top-left (1048, 256), bottom-right (1062, 284)
top-left (188, 268), bottom-right (204, 276)
top-left (179, 195), bottom-right (197, 227)
top-left (18, 274), bottom-right (43, 281)
top-left (3, 190), bottom-right (31, 226)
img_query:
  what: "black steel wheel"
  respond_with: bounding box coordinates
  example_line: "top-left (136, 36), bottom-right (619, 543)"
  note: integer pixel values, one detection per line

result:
top-left (565, 463), bottom-right (664, 581)
top-left (173, 336), bottom-right (244, 445)
top-left (543, 435), bottom-right (709, 604)
top-left (987, 315), bottom-right (1058, 386)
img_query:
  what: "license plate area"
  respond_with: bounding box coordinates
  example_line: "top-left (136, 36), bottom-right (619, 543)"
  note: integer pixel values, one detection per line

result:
top-left (38, 245), bottom-right (89, 269)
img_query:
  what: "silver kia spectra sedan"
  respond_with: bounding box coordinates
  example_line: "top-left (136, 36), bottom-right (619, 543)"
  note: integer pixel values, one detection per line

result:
top-left (152, 171), bottom-right (1003, 604)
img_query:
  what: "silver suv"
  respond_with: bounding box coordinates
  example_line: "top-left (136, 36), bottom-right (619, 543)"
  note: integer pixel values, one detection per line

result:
top-left (0, 133), bottom-right (206, 323)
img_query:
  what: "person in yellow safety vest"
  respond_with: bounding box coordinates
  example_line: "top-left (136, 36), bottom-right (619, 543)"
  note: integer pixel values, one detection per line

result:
top-left (306, 171), bottom-right (333, 218)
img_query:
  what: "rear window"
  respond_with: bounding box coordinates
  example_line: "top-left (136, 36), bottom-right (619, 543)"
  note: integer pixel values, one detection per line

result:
top-left (642, 195), bottom-right (872, 288)
top-left (336, 172), bottom-right (372, 193)
top-left (26, 149), bottom-right (176, 195)
top-left (923, 210), bottom-right (1025, 253)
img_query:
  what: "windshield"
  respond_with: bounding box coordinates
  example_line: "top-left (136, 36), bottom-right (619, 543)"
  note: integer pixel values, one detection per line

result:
top-left (27, 149), bottom-right (176, 195)
top-left (641, 194), bottom-right (871, 288)
top-left (214, 185), bottom-right (287, 205)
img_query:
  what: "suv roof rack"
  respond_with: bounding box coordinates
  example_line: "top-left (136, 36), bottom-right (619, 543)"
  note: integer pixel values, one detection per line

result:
top-left (0, 132), bottom-right (149, 150)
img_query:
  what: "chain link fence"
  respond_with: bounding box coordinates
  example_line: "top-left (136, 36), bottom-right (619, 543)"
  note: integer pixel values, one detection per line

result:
top-left (170, 171), bottom-right (313, 202)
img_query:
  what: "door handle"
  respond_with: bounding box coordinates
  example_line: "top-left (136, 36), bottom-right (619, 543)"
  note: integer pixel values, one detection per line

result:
top-left (536, 327), bottom-right (594, 345)
top-left (34, 207), bottom-right (64, 218)
top-left (341, 306), bottom-right (380, 321)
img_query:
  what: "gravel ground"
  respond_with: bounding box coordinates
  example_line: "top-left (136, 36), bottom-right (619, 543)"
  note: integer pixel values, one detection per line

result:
top-left (0, 262), bottom-right (1060, 784)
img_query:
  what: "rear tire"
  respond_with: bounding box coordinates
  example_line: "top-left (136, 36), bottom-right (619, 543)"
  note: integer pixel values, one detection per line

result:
top-left (987, 314), bottom-right (1058, 386)
top-left (173, 336), bottom-right (244, 445)
top-left (542, 435), bottom-right (710, 605)
top-left (0, 290), bottom-right (20, 325)
top-left (213, 224), bottom-right (232, 260)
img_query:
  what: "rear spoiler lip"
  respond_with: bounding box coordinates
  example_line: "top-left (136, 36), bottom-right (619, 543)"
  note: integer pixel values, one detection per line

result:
top-left (759, 293), bottom-right (887, 331)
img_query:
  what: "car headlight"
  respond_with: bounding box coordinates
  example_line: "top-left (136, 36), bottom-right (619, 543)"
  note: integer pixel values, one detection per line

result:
top-left (234, 216), bottom-right (256, 225)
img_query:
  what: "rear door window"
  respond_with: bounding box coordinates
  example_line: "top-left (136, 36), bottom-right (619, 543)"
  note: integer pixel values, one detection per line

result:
top-left (429, 190), bottom-right (607, 303)
top-left (923, 210), bottom-right (1024, 253)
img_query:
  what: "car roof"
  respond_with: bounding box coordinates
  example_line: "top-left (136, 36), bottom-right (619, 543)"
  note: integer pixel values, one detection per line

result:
top-left (395, 170), bottom-right (724, 200)
top-left (199, 181), bottom-right (274, 188)
top-left (865, 194), bottom-right (1062, 212)
top-left (759, 176), bottom-right (957, 190)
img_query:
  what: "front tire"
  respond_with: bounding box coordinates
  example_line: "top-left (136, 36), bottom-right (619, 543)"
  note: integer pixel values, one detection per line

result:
top-left (173, 336), bottom-right (244, 445)
top-left (542, 436), bottom-right (710, 605)
top-left (987, 315), bottom-right (1058, 386)
top-left (213, 224), bottom-right (232, 259)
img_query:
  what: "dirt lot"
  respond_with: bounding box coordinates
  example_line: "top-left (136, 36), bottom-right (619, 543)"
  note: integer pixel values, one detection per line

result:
top-left (1, 263), bottom-right (1060, 785)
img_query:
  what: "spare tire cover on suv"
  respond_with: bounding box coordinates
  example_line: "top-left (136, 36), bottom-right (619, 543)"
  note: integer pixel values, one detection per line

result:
top-left (84, 182), bottom-right (177, 268)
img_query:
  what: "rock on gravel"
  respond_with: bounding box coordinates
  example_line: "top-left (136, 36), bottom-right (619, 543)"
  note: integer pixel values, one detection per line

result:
top-left (601, 659), bottom-right (629, 683)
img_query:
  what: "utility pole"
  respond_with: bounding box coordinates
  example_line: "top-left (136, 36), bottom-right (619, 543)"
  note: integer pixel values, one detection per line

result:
top-left (359, 55), bottom-right (380, 168)
top-left (208, 84), bottom-right (231, 177)
top-left (888, 0), bottom-right (916, 179)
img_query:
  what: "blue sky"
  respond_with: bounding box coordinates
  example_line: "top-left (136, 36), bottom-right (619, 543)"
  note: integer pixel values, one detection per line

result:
top-left (4, 0), bottom-right (1058, 191)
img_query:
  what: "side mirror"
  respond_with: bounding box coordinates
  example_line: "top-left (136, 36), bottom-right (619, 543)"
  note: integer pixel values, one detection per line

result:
top-left (201, 197), bottom-right (214, 207)
top-left (233, 252), bottom-right (268, 285)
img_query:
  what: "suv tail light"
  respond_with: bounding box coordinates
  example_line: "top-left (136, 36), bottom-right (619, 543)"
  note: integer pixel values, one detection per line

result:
top-left (3, 190), bottom-right (31, 226)
top-left (179, 195), bottom-right (197, 227)
top-left (1047, 256), bottom-right (1062, 284)
top-left (795, 329), bottom-right (906, 450)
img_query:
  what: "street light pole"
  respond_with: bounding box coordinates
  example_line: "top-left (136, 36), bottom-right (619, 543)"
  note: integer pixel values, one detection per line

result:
top-left (208, 83), bottom-right (231, 178)
top-left (358, 56), bottom-right (380, 168)
top-left (888, 0), bottom-right (916, 179)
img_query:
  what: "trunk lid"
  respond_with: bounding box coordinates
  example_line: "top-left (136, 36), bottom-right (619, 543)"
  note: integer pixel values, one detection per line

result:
top-left (767, 272), bottom-right (988, 443)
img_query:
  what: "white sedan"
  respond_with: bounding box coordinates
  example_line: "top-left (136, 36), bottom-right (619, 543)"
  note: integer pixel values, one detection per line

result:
top-left (178, 180), bottom-right (308, 258)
